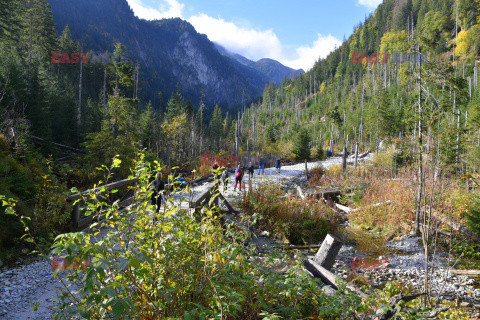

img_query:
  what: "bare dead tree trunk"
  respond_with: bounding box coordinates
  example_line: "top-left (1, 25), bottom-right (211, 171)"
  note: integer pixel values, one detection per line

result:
top-left (78, 53), bottom-right (83, 127)
top-left (360, 78), bottom-right (365, 150)
top-left (415, 47), bottom-right (423, 235)
top-left (103, 64), bottom-right (107, 112)
top-left (354, 142), bottom-right (359, 168)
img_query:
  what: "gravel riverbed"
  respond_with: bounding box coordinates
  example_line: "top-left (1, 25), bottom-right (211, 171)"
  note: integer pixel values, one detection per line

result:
top-left (331, 234), bottom-right (480, 316)
top-left (0, 259), bottom-right (60, 320)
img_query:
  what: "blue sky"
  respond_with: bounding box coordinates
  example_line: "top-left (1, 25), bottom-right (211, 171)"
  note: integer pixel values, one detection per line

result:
top-left (126, 0), bottom-right (382, 71)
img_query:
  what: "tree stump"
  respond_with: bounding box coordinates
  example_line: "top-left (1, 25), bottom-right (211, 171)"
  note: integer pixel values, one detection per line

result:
top-left (314, 234), bottom-right (343, 270)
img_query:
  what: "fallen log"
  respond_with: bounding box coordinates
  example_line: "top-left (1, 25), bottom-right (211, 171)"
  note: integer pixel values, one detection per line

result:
top-left (314, 186), bottom-right (356, 199)
top-left (335, 203), bottom-right (352, 213)
top-left (450, 270), bottom-right (480, 276)
top-left (359, 150), bottom-right (370, 159)
top-left (304, 258), bottom-right (366, 297)
top-left (28, 135), bottom-right (84, 153)
top-left (335, 201), bottom-right (391, 214)
top-left (426, 307), bottom-right (450, 319)
top-left (350, 200), bottom-right (392, 213)
top-left (296, 185), bottom-right (305, 200)
top-left (190, 174), bottom-right (213, 185)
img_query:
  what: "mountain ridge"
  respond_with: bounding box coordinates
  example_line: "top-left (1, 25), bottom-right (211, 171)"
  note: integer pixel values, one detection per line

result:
top-left (214, 43), bottom-right (304, 85)
top-left (47, 0), bottom-right (274, 109)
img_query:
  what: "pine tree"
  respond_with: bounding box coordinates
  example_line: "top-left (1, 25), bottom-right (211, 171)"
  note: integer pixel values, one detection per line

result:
top-left (293, 127), bottom-right (311, 161)
top-left (0, 0), bottom-right (22, 42)
top-left (22, 0), bottom-right (58, 62)
top-left (209, 105), bottom-right (223, 138)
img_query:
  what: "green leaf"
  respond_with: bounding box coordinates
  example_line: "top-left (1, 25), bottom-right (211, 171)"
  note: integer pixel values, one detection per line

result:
top-left (79, 309), bottom-right (91, 319)
top-left (112, 157), bottom-right (122, 168)
top-left (111, 300), bottom-right (125, 319)
top-left (130, 258), bottom-right (141, 269)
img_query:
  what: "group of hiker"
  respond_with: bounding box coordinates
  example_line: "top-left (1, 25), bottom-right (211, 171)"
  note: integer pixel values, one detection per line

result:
top-left (149, 157), bottom-right (283, 212)
top-left (214, 157), bottom-right (283, 192)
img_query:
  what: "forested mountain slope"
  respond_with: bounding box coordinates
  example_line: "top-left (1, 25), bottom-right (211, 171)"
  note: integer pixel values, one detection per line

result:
top-left (47, 0), bottom-right (271, 108)
top-left (235, 0), bottom-right (480, 177)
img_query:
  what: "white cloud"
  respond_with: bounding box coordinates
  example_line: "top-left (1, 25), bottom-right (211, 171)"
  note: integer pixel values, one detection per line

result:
top-left (357, 0), bottom-right (382, 9)
top-left (188, 14), bottom-right (283, 62)
top-left (126, 1), bottom-right (341, 70)
top-left (189, 14), bottom-right (341, 71)
top-left (281, 34), bottom-right (342, 71)
top-left (126, 0), bottom-right (184, 20)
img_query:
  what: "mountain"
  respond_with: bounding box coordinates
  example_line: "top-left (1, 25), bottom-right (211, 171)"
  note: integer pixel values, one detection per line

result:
top-left (215, 43), bottom-right (304, 85)
top-left (253, 58), bottom-right (304, 85)
top-left (47, 0), bottom-right (271, 109)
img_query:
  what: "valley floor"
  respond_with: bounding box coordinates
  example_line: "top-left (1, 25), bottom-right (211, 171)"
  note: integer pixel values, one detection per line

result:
top-left (1, 153), bottom-right (479, 319)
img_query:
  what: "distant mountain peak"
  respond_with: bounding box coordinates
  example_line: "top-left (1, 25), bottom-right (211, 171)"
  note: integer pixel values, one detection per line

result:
top-left (214, 43), bottom-right (304, 85)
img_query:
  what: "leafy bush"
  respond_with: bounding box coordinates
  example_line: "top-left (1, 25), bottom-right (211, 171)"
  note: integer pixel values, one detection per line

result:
top-left (30, 170), bottom-right (72, 241)
top-left (3, 154), bottom-right (362, 319)
top-left (308, 166), bottom-right (326, 186)
top-left (371, 147), bottom-right (397, 176)
top-left (466, 196), bottom-right (480, 237)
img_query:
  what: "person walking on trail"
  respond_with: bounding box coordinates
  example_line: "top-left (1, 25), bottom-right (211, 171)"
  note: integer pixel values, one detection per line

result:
top-left (150, 172), bottom-right (165, 213)
top-left (221, 168), bottom-right (229, 191)
top-left (212, 160), bottom-right (219, 171)
top-left (234, 164), bottom-right (244, 191)
top-left (212, 160), bottom-right (220, 178)
top-left (247, 162), bottom-right (254, 180)
top-left (258, 157), bottom-right (265, 175)
top-left (175, 173), bottom-right (188, 188)
top-left (275, 159), bottom-right (281, 174)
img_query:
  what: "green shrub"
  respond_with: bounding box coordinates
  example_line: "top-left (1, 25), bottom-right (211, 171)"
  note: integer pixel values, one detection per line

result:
top-left (466, 197), bottom-right (480, 237)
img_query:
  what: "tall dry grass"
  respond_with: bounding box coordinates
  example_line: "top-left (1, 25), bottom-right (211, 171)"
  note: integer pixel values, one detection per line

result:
top-left (241, 183), bottom-right (340, 245)
top-left (348, 175), bottom-right (414, 234)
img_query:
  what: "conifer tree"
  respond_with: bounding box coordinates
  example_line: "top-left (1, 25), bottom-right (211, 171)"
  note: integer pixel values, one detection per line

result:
top-left (293, 127), bottom-right (311, 161)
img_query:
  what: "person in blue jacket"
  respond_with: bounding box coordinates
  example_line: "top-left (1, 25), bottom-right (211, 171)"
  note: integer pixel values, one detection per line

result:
top-left (258, 157), bottom-right (265, 175)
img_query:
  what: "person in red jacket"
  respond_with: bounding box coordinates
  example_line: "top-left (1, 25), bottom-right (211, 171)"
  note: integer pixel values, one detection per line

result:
top-left (234, 164), bottom-right (244, 191)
